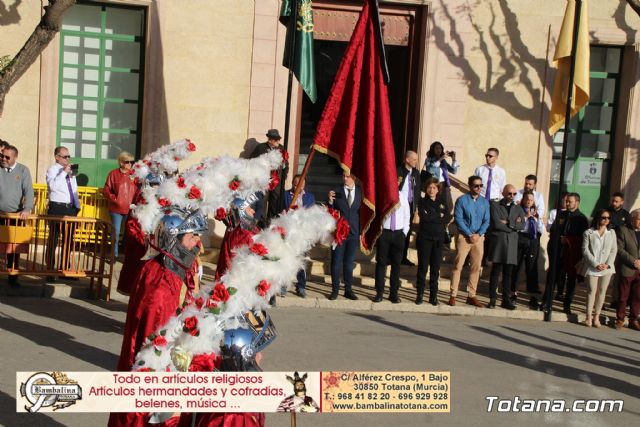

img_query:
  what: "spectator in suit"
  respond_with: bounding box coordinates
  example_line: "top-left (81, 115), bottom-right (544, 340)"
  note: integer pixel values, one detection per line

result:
top-left (373, 190), bottom-right (411, 304)
top-left (607, 192), bottom-right (630, 310)
top-left (415, 177), bottom-right (451, 305)
top-left (578, 209), bottom-right (617, 328)
top-left (615, 209), bottom-right (640, 331)
top-left (450, 176), bottom-right (490, 307)
top-left (550, 192), bottom-right (589, 314)
top-left (249, 129), bottom-right (288, 222)
top-left (103, 151), bottom-right (136, 257)
top-left (544, 192), bottom-right (568, 304)
top-left (327, 173), bottom-right (361, 301)
top-left (0, 143), bottom-right (35, 288)
top-left (397, 150), bottom-right (420, 266)
top-left (486, 184), bottom-right (525, 309)
top-left (512, 191), bottom-right (545, 309)
top-left (283, 174), bottom-right (316, 297)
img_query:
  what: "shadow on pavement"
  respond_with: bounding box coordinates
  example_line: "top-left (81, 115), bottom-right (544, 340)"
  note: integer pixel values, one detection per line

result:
top-left (557, 330), bottom-right (640, 354)
top-left (0, 390), bottom-right (66, 427)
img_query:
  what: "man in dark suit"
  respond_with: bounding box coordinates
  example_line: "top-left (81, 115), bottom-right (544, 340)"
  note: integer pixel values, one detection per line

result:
top-left (486, 184), bottom-right (525, 309)
top-left (327, 173), bottom-right (361, 300)
top-left (249, 129), bottom-right (289, 222)
top-left (615, 209), bottom-right (640, 330)
top-left (397, 150), bottom-right (420, 266)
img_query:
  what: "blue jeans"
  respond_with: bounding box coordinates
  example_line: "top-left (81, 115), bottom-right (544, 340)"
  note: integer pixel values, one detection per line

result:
top-left (330, 234), bottom-right (358, 293)
top-left (110, 213), bottom-right (127, 257)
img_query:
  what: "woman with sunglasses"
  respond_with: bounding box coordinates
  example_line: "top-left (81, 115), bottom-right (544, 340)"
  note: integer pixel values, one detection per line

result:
top-left (577, 209), bottom-right (617, 327)
top-left (103, 152), bottom-right (137, 257)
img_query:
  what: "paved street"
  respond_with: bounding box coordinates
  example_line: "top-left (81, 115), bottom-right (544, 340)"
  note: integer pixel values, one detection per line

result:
top-left (1, 293), bottom-right (638, 427)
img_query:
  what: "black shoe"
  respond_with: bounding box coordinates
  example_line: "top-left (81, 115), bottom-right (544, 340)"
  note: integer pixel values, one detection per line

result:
top-left (296, 288), bottom-right (306, 298)
top-left (487, 299), bottom-right (496, 309)
top-left (328, 292), bottom-right (338, 301)
top-left (344, 292), bottom-right (359, 301)
top-left (373, 294), bottom-right (383, 303)
top-left (389, 296), bottom-right (402, 304)
top-left (528, 297), bottom-right (539, 310)
top-left (510, 294), bottom-right (517, 304)
top-left (401, 259), bottom-right (415, 267)
top-left (429, 296), bottom-right (439, 306)
top-left (501, 300), bottom-right (516, 310)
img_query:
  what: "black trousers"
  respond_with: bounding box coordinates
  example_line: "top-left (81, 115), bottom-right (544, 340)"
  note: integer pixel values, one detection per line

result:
top-left (46, 202), bottom-right (78, 270)
top-left (375, 229), bottom-right (405, 298)
top-left (416, 237), bottom-right (443, 299)
top-left (489, 263), bottom-right (514, 302)
top-left (512, 234), bottom-right (541, 295)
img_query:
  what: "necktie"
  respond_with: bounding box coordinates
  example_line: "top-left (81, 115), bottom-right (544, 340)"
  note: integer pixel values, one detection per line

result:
top-left (66, 175), bottom-right (80, 209)
top-left (441, 163), bottom-right (451, 187)
top-left (390, 210), bottom-right (396, 230)
top-left (347, 188), bottom-right (353, 207)
top-left (6, 167), bottom-right (11, 173)
top-left (407, 172), bottom-right (413, 204)
top-left (485, 168), bottom-right (493, 200)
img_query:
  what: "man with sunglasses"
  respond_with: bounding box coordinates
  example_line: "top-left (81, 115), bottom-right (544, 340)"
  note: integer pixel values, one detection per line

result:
top-left (486, 184), bottom-right (526, 309)
top-left (474, 148), bottom-right (506, 202)
top-left (45, 146), bottom-right (81, 275)
top-left (0, 142), bottom-right (35, 288)
top-left (450, 176), bottom-right (490, 307)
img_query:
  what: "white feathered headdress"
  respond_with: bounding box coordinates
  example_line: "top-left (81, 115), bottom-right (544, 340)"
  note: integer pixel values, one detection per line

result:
top-left (133, 205), bottom-right (337, 372)
top-left (132, 138), bottom-right (197, 182)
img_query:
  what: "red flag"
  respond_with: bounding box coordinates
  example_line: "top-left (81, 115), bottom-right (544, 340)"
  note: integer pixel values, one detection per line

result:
top-left (311, 0), bottom-right (398, 254)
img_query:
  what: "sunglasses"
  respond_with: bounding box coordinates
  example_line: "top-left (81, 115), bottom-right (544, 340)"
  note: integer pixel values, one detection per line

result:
top-left (599, 216), bottom-right (611, 220)
top-left (507, 192), bottom-right (518, 196)
top-left (472, 184), bottom-right (484, 188)
top-left (0, 154), bottom-right (11, 160)
top-left (485, 154), bottom-right (495, 158)
top-left (57, 155), bottom-right (71, 159)
top-left (123, 160), bottom-right (135, 164)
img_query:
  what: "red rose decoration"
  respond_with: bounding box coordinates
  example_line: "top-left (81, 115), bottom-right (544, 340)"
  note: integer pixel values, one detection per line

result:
top-left (273, 226), bottom-right (286, 238)
top-left (257, 280), bottom-right (271, 297)
top-left (205, 298), bottom-right (218, 309)
top-left (176, 176), bottom-right (187, 189)
top-left (174, 156), bottom-right (180, 161)
top-left (158, 198), bottom-right (171, 207)
top-left (280, 148), bottom-right (289, 162)
top-left (268, 170), bottom-right (280, 191)
top-left (249, 243), bottom-right (269, 256)
top-left (211, 283), bottom-right (230, 302)
top-left (188, 353), bottom-right (218, 372)
top-left (194, 297), bottom-right (204, 310)
top-left (143, 160), bottom-right (151, 166)
top-left (215, 207), bottom-right (227, 221)
top-left (136, 367), bottom-right (152, 372)
top-left (327, 207), bottom-right (340, 221)
top-left (153, 335), bottom-right (167, 348)
top-left (334, 217), bottom-right (350, 246)
top-left (229, 178), bottom-right (241, 191)
top-left (188, 185), bottom-right (202, 200)
top-left (183, 316), bottom-right (199, 336)
top-left (186, 140), bottom-right (196, 152)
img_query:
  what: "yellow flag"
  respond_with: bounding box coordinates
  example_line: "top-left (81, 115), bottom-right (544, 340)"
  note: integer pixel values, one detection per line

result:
top-left (548, 0), bottom-right (590, 135)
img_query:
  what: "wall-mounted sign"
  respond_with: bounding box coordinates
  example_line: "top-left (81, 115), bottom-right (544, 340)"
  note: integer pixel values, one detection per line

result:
top-left (577, 159), bottom-right (602, 186)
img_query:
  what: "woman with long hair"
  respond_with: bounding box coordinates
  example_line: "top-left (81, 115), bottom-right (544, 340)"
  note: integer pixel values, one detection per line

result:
top-left (421, 141), bottom-right (459, 212)
top-left (577, 209), bottom-right (617, 327)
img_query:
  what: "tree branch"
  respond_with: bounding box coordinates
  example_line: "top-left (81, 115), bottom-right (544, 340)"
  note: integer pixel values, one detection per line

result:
top-left (627, 0), bottom-right (640, 17)
top-left (0, 0), bottom-right (76, 116)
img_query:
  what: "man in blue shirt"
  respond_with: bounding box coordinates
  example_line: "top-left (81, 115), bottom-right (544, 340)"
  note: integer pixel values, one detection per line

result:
top-left (450, 176), bottom-right (490, 307)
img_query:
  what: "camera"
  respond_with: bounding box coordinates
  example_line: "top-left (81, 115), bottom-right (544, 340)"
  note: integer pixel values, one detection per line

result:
top-left (70, 164), bottom-right (79, 176)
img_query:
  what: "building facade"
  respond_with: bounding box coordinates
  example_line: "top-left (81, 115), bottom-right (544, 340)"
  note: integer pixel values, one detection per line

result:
top-left (1, 0), bottom-right (640, 217)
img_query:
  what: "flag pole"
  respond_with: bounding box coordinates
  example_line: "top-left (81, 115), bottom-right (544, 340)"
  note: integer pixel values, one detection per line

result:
top-left (288, 148), bottom-right (315, 210)
top-left (544, 0), bottom-right (583, 322)
top-left (283, 1), bottom-right (299, 153)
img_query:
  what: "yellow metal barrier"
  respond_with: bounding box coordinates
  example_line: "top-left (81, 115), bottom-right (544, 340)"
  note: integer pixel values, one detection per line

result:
top-left (33, 183), bottom-right (111, 221)
top-left (0, 213), bottom-right (114, 300)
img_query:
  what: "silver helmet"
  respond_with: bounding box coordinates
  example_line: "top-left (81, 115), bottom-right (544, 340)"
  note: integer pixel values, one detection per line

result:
top-left (220, 310), bottom-right (277, 372)
top-left (226, 192), bottom-right (262, 230)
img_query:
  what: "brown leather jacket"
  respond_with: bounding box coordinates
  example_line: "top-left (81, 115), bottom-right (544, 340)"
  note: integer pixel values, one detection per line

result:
top-left (103, 169), bottom-right (136, 215)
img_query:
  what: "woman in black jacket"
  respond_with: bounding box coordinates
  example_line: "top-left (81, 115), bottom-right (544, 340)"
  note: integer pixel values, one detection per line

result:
top-left (415, 177), bottom-right (451, 305)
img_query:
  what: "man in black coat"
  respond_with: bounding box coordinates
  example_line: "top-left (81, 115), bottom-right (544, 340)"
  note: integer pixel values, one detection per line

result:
top-left (397, 150), bottom-right (420, 266)
top-left (249, 129), bottom-right (289, 221)
top-left (327, 173), bottom-right (361, 301)
top-left (487, 184), bottom-right (525, 309)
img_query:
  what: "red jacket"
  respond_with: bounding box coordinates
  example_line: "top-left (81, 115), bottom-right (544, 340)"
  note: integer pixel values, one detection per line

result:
top-left (103, 168), bottom-right (136, 214)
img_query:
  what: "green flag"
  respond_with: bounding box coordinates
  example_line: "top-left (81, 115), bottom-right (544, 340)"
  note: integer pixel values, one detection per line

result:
top-left (280, 0), bottom-right (317, 103)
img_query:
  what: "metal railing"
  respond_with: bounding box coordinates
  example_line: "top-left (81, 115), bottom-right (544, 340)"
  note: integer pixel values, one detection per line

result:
top-left (0, 213), bottom-right (114, 300)
top-left (32, 184), bottom-right (111, 220)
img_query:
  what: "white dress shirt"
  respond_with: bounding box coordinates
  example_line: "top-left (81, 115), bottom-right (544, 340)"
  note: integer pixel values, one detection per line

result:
top-left (514, 189), bottom-right (546, 216)
top-left (46, 163), bottom-right (79, 204)
top-left (383, 191), bottom-right (410, 236)
top-left (474, 164), bottom-right (506, 200)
